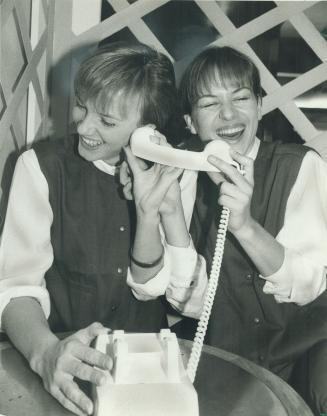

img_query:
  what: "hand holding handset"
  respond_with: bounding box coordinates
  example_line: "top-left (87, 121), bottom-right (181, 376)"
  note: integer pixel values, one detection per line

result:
top-left (130, 126), bottom-right (240, 172)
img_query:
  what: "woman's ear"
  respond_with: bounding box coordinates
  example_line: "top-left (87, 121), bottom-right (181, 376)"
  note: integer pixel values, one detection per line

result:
top-left (257, 97), bottom-right (263, 121)
top-left (184, 114), bottom-right (197, 135)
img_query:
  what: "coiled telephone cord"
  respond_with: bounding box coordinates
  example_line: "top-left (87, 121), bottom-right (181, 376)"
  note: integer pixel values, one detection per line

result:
top-left (187, 206), bottom-right (230, 383)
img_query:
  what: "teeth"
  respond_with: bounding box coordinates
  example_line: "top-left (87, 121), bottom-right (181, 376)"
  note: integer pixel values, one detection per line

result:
top-left (82, 137), bottom-right (102, 147)
top-left (217, 126), bottom-right (244, 136)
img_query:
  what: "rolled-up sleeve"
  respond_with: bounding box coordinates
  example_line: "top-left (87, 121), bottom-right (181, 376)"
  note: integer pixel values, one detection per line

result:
top-left (127, 170), bottom-right (207, 318)
top-left (0, 150), bottom-right (53, 329)
top-left (260, 151), bottom-right (327, 305)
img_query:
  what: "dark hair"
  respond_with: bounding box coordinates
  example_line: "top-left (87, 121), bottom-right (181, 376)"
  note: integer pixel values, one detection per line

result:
top-left (74, 41), bottom-right (178, 134)
top-left (179, 46), bottom-right (262, 115)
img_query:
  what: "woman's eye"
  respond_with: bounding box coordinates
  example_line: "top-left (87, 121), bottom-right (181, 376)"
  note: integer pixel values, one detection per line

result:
top-left (200, 102), bottom-right (218, 108)
top-left (233, 96), bottom-right (250, 102)
top-left (101, 118), bottom-right (116, 127)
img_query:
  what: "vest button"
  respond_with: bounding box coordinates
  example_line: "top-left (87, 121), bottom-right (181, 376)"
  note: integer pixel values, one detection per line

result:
top-left (111, 305), bottom-right (118, 312)
top-left (253, 317), bottom-right (260, 325)
top-left (117, 267), bottom-right (123, 274)
top-left (259, 354), bottom-right (265, 362)
top-left (245, 273), bottom-right (252, 281)
top-left (119, 226), bottom-right (125, 232)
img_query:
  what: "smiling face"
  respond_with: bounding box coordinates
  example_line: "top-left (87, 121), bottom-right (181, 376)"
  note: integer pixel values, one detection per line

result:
top-left (180, 46), bottom-right (262, 155)
top-left (73, 91), bottom-right (141, 165)
top-left (185, 81), bottom-right (262, 155)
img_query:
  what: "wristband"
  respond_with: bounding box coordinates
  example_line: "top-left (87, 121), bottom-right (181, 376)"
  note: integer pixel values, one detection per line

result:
top-left (130, 250), bottom-right (164, 268)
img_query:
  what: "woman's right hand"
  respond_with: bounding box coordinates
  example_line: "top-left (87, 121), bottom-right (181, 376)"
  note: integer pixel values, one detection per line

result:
top-left (33, 322), bottom-right (112, 416)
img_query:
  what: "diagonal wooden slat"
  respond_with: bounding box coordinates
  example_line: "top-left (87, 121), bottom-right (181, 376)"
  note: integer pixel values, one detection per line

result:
top-left (262, 62), bottom-right (327, 114)
top-left (109, 0), bottom-right (174, 61)
top-left (279, 101), bottom-right (318, 141)
top-left (196, 0), bottom-right (315, 50)
top-left (13, 0), bottom-right (33, 61)
top-left (0, 30), bottom-right (47, 135)
top-left (0, 0), bottom-right (14, 28)
top-left (71, 0), bottom-right (171, 47)
top-left (288, 13), bottom-right (327, 62)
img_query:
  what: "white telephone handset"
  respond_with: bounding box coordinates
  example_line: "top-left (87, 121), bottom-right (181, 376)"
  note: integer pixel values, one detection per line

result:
top-left (130, 125), bottom-right (240, 172)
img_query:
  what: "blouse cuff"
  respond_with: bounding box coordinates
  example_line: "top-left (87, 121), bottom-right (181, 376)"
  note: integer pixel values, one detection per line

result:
top-left (0, 286), bottom-right (51, 331)
top-left (165, 236), bottom-right (199, 288)
top-left (127, 237), bottom-right (199, 300)
top-left (260, 248), bottom-right (327, 305)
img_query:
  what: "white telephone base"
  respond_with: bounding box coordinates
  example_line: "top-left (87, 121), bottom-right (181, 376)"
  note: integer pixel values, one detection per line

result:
top-left (93, 329), bottom-right (199, 416)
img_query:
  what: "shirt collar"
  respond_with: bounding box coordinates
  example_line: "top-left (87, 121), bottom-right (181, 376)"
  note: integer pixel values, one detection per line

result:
top-left (93, 160), bottom-right (118, 176)
top-left (247, 137), bottom-right (260, 160)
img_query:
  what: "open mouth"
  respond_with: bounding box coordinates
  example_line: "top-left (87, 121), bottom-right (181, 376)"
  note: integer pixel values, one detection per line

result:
top-left (216, 125), bottom-right (245, 140)
top-left (80, 136), bottom-right (102, 150)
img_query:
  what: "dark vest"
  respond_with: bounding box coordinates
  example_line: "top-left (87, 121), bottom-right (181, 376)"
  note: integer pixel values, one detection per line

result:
top-left (191, 141), bottom-right (327, 373)
top-left (33, 136), bottom-right (167, 333)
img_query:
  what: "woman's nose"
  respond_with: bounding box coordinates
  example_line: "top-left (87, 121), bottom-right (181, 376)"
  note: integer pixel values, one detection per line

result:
top-left (76, 113), bottom-right (96, 135)
top-left (219, 102), bottom-right (236, 121)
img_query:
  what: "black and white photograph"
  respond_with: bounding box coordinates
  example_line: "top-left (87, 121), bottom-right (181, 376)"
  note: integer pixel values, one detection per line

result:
top-left (0, 1), bottom-right (327, 415)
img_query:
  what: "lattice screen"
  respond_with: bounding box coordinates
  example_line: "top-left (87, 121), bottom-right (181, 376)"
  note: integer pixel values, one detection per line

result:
top-left (0, 0), bottom-right (54, 226)
top-left (1, 0), bottom-right (327, 225)
top-left (49, 0), bottom-right (327, 145)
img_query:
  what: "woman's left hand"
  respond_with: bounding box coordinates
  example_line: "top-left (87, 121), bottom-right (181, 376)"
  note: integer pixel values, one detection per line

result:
top-left (207, 149), bottom-right (255, 236)
top-left (123, 142), bottom-right (183, 218)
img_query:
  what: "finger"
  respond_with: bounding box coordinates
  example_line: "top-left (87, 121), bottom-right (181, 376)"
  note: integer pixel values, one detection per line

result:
top-left (50, 384), bottom-right (89, 416)
top-left (207, 155), bottom-right (249, 188)
top-left (230, 149), bottom-right (254, 184)
top-left (119, 161), bottom-right (131, 186)
top-left (74, 345), bottom-right (112, 370)
top-left (124, 145), bottom-right (144, 174)
top-left (207, 171), bottom-right (226, 186)
top-left (123, 182), bottom-right (133, 200)
top-left (218, 194), bottom-right (241, 211)
top-left (65, 358), bottom-right (109, 385)
top-left (73, 322), bottom-right (110, 345)
top-left (124, 146), bottom-right (148, 172)
top-left (59, 379), bottom-right (94, 415)
top-left (220, 181), bottom-right (250, 201)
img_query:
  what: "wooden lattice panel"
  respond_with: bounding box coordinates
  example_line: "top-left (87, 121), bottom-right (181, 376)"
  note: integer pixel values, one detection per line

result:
top-left (47, 0), bottom-right (327, 147)
top-left (0, 0), bottom-right (54, 226)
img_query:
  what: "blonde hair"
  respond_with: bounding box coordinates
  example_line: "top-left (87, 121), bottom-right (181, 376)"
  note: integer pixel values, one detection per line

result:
top-left (74, 41), bottom-right (177, 132)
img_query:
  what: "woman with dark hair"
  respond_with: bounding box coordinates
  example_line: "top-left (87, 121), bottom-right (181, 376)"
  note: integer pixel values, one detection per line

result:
top-left (126, 45), bottom-right (327, 414)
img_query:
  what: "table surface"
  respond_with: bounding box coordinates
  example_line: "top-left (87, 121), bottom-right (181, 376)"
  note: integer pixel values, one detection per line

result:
top-left (0, 338), bottom-right (313, 416)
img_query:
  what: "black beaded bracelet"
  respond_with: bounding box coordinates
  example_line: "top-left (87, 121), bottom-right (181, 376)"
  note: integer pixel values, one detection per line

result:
top-left (130, 250), bottom-right (164, 268)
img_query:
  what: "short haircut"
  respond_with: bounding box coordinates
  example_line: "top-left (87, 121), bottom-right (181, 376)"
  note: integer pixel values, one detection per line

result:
top-left (179, 46), bottom-right (262, 115)
top-left (74, 41), bottom-right (177, 133)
